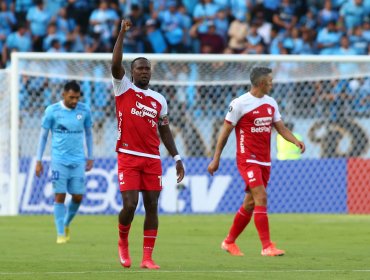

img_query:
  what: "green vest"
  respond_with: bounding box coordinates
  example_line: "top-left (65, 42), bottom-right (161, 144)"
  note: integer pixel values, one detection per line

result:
top-left (277, 133), bottom-right (303, 160)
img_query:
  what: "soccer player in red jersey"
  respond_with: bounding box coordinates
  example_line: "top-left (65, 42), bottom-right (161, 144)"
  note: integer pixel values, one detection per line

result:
top-left (111, 20), bottom-right (185, 269)
top-left (208, 67), bottom-right (305, 257)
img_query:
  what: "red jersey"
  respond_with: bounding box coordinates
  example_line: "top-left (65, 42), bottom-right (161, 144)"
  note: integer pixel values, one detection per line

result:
top-left (112, 76), bottom-right (168, 159)
top-left (225, 92), bottom-right (281, 166)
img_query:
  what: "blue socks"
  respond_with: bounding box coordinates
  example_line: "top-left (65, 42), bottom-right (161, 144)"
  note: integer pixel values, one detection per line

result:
top-left (64, 201), bottom-right (81, 227)
top-left (54, 203), bottom-right (66, 236)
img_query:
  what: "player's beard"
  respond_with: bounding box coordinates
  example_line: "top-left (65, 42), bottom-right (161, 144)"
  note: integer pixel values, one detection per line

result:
top-left (136, 77), bottom-right (150, 88)
top-left (66, 102), bottom-right (77, 109)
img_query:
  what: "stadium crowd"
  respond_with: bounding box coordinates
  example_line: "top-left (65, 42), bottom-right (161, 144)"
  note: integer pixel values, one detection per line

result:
top-left (1, 0), bottom-right (370, 68)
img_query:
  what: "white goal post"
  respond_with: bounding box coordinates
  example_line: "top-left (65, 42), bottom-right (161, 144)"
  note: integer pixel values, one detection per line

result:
top-left (4, 52), bottom-right (370, 215)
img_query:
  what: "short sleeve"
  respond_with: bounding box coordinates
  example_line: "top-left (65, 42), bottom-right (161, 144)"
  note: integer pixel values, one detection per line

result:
top-left (225, 99), bottom-right (242, 126)
top-left (272, 99), bottom-right (282, 122)
top-left (41, 106), bottom-right (53, 129)
top-left (112, 75), bottom-right (132, 96)
top-left (159, 96), bottom-right (168, 117)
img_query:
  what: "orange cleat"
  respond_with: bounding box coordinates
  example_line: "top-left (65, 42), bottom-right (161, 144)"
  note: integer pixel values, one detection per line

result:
top-left (118, 240), bottom-right (131, 268)
top-left (140, 259), bottom-right (160, 270)
top-left (221, 240), bottom-right (244, 256)
top-left (261, 242), bottom-right (285, 256)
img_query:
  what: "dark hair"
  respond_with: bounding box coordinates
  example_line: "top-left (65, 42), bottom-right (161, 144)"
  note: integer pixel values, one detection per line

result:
top-left (250, 67), bottom-right (272, 86)
top-left (64, 80), bottom-right (80, 92)
top-left (130, 57), bottom-right (150, 82)
top-left (130, 57), bottom-right (150, 70)
top-left (50, 38), bottom-right (60, 47)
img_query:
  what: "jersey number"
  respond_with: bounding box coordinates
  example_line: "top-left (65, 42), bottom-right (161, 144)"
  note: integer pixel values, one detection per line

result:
top-left (51, 170), bottom-right (59, 181)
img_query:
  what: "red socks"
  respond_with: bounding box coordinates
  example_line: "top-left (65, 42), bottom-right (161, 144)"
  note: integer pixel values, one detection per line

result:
top-left (143, 229), bottom-right (157, 260)
top-left (253, 206), bottom-right (271, 249)
top-left (225, 207), bottom-right (253, 244)
top-left (118, 223), bottom-right (131, 245)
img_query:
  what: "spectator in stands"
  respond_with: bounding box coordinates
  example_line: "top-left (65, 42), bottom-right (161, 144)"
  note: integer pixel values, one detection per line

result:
top-left (43, 23), bottom-right (66, 51)
top-left (272, 0), bottom-right (298, 34)
top-left (2, 23), bottom-right (32, 66)
top-left (0, 1), bottom-right (16, 67)
top-left (335, 35), bottom-right (358, 56)
top-left (26, 0), bottom-right (52, 51)
top-left (88, 28), bottom-right (111, 53)
top-left (0, 1), bottom-right (17, 37)
top-left (47, 38), bottom-right (63, 52)
top-left (349, 25), bottom-right (369, 54)
top-left (66, 0), bottom-right (92, 34)
top-left (178, 4), bottom-right (193, 52)
top-left (149, 0), bottom-right (169, 15)
top-left (316, 20), bottom-right (342, 54)
top-left (190, 20), bottom-right (225, 53)
top-left (281, 27), bottom-right (300, 54)
top-left (228, 17), bottom-right (248, 53)
top-left (157, 1), bottom-right (186, 53)
top-left (55, 7), bottom-right (76, 34)
top-left (144, 19), bottom-right (167, 53)
top-left (69, 25), bottom-right (91, 52)
top-left (332, 0), bottom-right (348, 9)
top-left (333, 36), bottom-right (359, 78)
top-left (363, 19), bottom-right (370, 41)
top-left (354, 77), bottom-right (370, 116)
top-left (45, 0), bottom-right (65, 17)
top-left (89, 0), bottom-right (119, 50)
top-left (243, 22), bottom-right (265, 54)
top-left (254, 11), bottom-right (272, 45)
top-left (123, 4), bottom-right (146, 53)
top-left (229, 0), bottom-right (252, 22)
top-left (268, 27), bottom-right (283, 54)
top-left (331, 79), bottom-right (354, 120)
top-left (193, 0), bottom-right (219, 33)
top-left (2, 0), bottom-right (370, 63)
top-left (318, 0), bottom-right (339, 28)
top-left (14, 0), bottom-right (33, 24)
top-left (300, 28), bottom-right (316, 54)
top-left (213, 9), bottom-right (229, 43)
top-left (299, 7), bottom-right (317, 30)
top-left (262, 0), bottom-right (281, 23)
top-left (182, 0), bottom-right (198, 15)
top-left (339, 0), bottom-right (368, 32)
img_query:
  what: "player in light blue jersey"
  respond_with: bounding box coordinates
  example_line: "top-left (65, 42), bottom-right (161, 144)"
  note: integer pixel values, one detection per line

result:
top-left (35, 81), bottom-right (94, 244)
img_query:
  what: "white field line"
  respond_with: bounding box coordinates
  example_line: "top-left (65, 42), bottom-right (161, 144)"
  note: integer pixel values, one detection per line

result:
top-left (1, 269), bottom-right (370, 275)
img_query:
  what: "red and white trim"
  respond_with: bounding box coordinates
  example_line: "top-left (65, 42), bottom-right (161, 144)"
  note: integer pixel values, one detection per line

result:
top-left (118, 148), bottom-right (160, 159)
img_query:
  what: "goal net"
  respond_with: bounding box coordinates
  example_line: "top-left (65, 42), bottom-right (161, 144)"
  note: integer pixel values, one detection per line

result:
top-left (4, 53), bottom-right (370, 215)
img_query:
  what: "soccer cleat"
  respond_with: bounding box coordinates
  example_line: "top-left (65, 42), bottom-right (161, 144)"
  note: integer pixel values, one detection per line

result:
top-left (221, 240), bottom-right (244, 256)
top-left (261, 242), bottom-right (285, 256)
top-left (56, 235), bottom-right (67, 244)
top-left (118, 240), bottom-right (131, 268)
top-left (140, 259), bottom-right (160, 270)
top-left (65, 226), bottom-right (70, 242)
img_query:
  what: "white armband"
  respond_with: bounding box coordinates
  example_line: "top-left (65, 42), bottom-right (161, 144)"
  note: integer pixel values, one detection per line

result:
top-left (173, 155), bottom-right (181, 162)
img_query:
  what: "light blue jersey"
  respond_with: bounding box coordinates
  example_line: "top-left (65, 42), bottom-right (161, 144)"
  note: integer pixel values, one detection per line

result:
top-left (42, 101), bottom-right (93, 165)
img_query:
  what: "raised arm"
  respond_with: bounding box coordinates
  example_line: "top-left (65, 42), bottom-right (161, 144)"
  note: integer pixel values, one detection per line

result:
top-left (158, 116), bottom-right (185, 183)
top-left (111, 19), bottom-right (132, 80)
top-left (207, 121), bottom-right (234, 176)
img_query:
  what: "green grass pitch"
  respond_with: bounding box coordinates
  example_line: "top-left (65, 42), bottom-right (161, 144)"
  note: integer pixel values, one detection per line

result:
top-left (1, 214), bottom-right (370, 280)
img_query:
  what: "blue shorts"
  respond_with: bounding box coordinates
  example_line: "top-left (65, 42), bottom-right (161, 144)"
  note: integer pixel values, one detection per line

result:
top-left (51, 162), bottom-right (86, 194)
